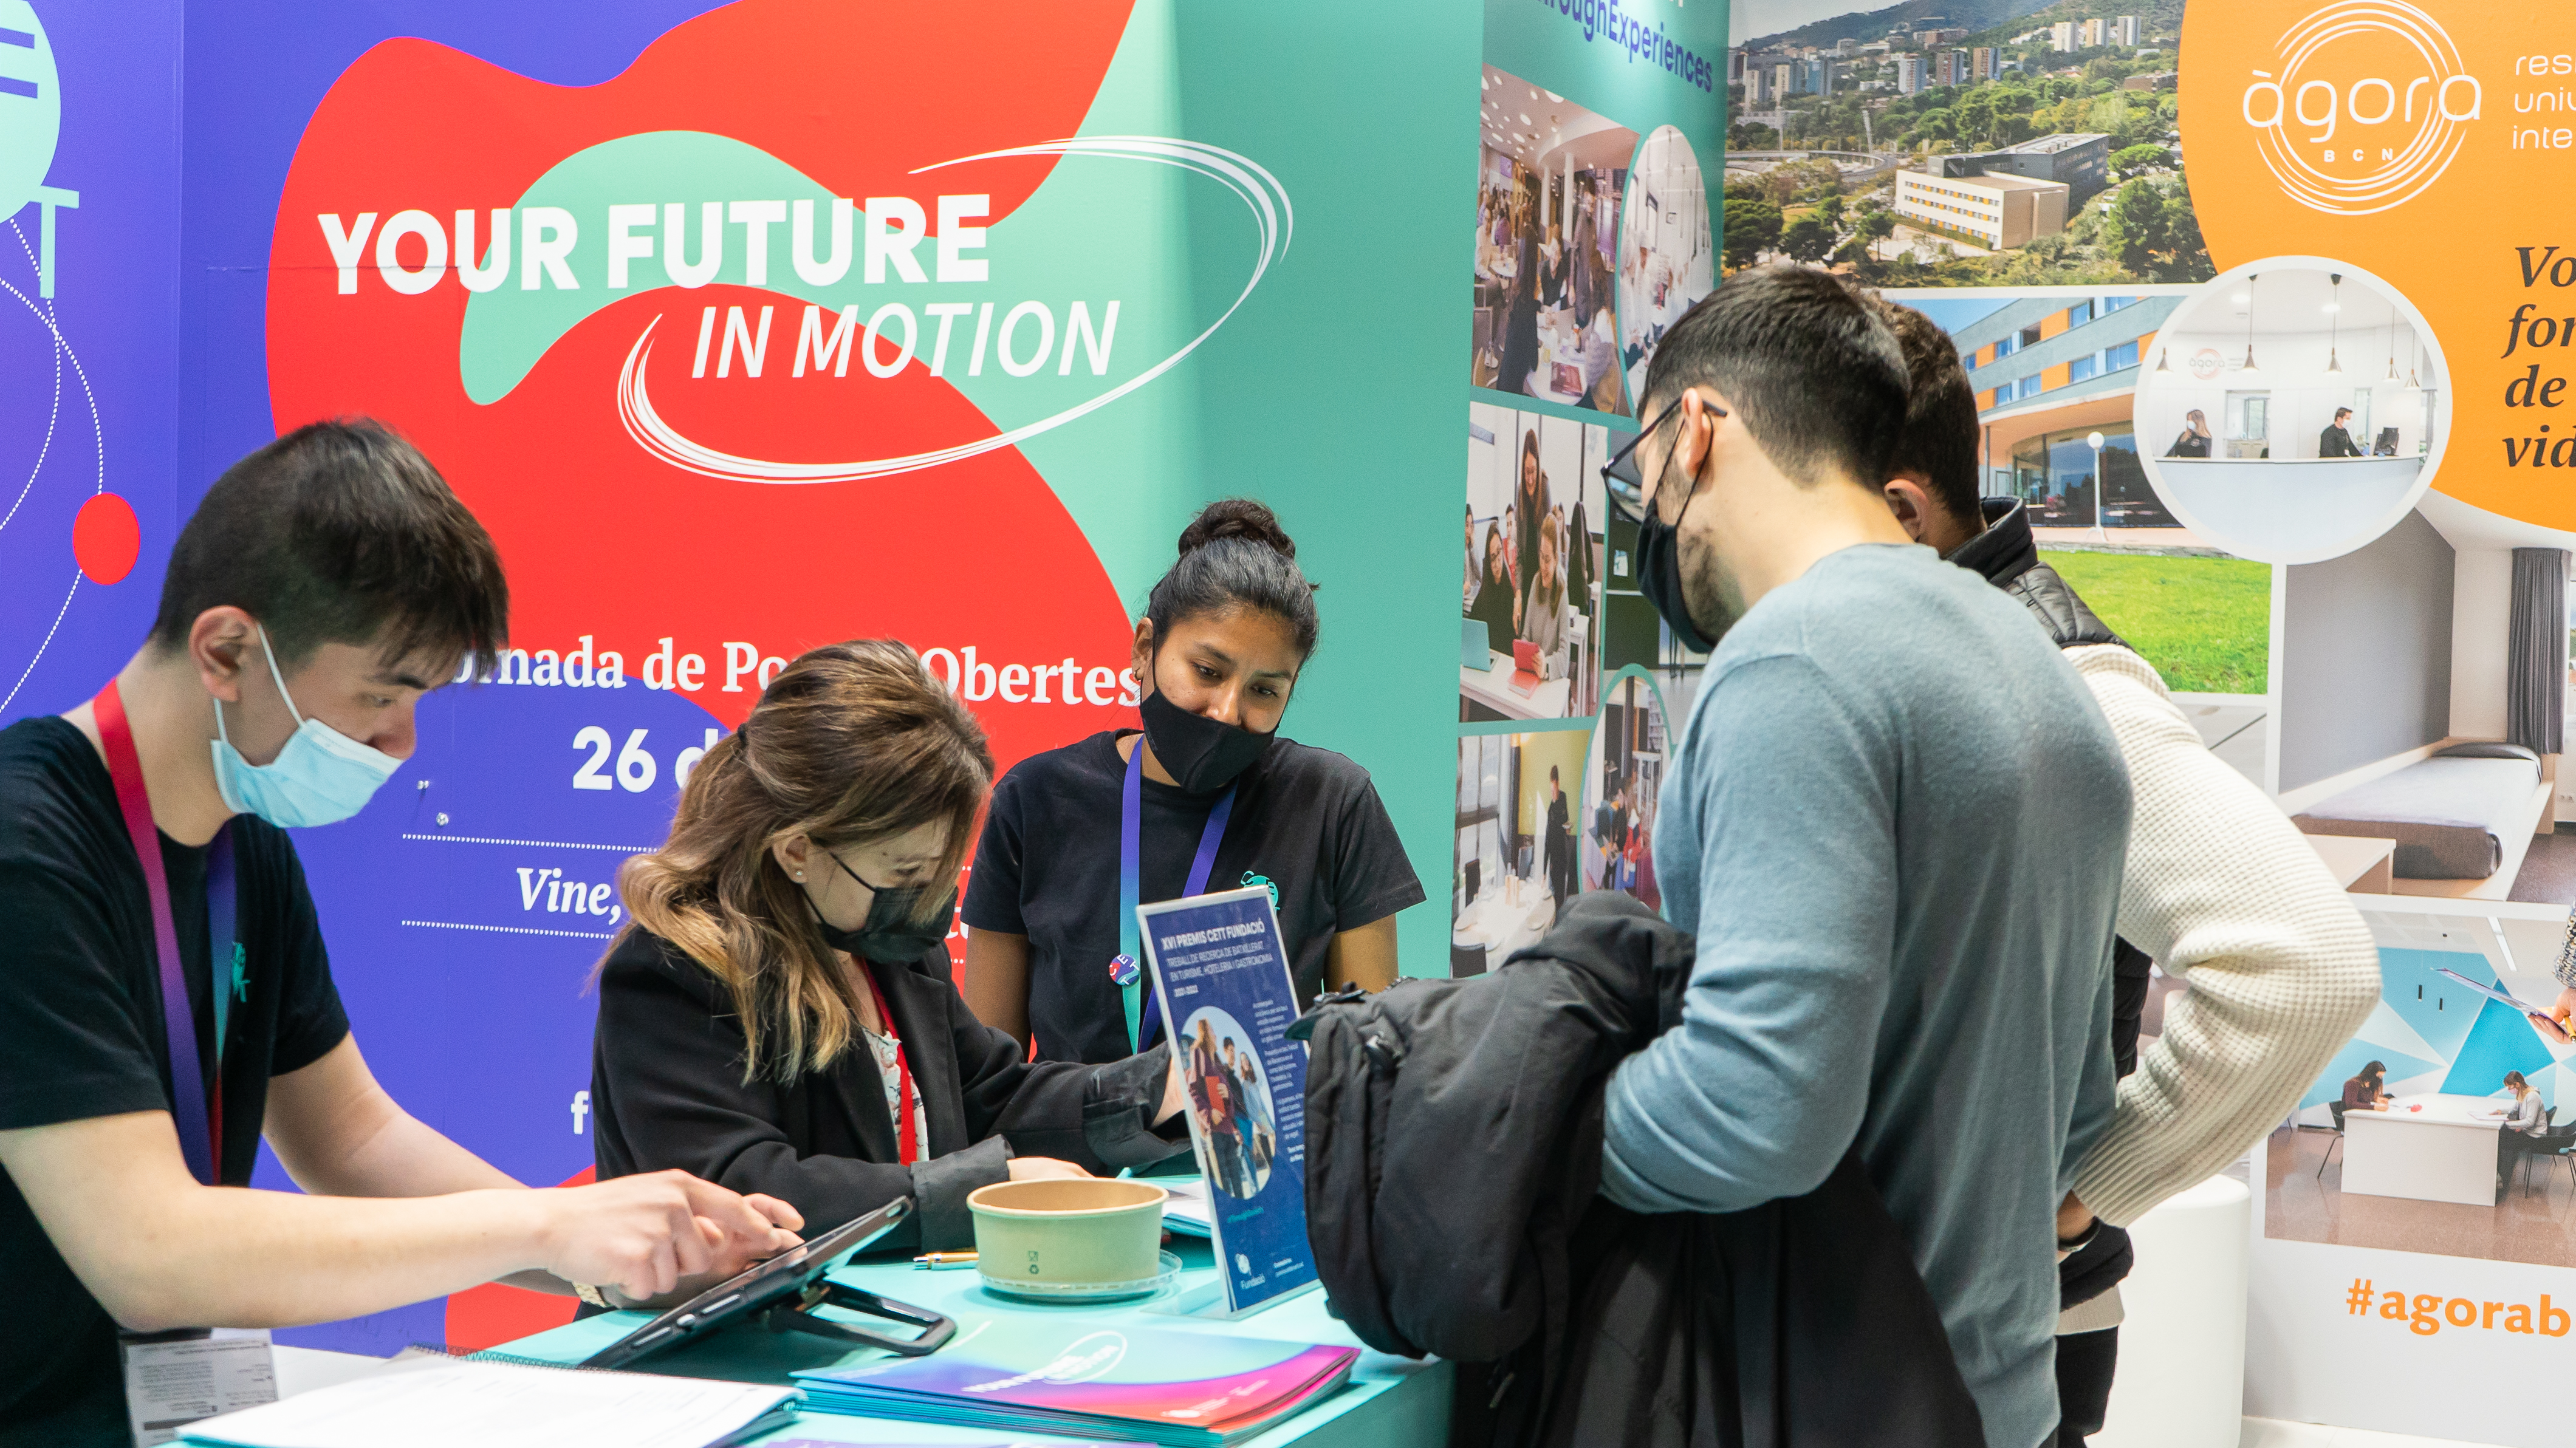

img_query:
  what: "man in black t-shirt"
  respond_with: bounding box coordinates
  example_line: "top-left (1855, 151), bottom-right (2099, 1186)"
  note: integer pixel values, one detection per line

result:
top-left (0, 422), bottom-right (798, 1446)
top-left (2318, 407), bottom-right (2365, 459)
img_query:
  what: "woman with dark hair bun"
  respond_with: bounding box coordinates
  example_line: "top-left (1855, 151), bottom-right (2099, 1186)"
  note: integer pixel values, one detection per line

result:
top-left (964, 499), bottom-right (1425, 1064)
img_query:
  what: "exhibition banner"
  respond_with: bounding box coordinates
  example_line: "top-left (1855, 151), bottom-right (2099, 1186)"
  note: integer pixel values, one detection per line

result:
top-left (1725, 1), bottom-right (2576, 1443)
top-left (0, 0), bottom-right (1725, 1355)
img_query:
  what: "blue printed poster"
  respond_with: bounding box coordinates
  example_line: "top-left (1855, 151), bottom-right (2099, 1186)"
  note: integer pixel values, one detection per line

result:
top-left (1138, 886), bottom-right (1315, 1314)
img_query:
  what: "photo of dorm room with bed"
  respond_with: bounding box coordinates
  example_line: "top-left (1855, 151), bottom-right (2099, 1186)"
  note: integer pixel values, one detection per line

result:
top-left (2273, 489), bottom-right (2576, 906)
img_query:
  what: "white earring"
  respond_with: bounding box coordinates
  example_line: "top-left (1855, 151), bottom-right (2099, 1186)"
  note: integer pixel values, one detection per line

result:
top-left (795, 870), bottom-right (806, 880)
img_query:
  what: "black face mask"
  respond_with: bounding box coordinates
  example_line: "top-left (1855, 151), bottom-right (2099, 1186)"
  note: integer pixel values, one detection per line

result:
top-left (812, 850), bottom-right (954, 963)
top-left (1634, 451), bottom-right (1719, 654)
top-left (1139, 661), bottom-right (1276, 793)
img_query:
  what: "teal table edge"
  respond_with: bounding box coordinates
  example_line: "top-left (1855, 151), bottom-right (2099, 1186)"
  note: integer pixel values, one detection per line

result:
top-left (487, 1237), bottom-right (1452, 1447)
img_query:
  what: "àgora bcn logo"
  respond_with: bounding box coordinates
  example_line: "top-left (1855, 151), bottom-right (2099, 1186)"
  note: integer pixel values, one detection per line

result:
top-left (2241, 0), bottom-right (2481, 216)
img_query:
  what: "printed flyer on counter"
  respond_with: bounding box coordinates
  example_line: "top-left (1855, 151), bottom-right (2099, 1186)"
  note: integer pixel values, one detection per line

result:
top-left (1141, 886), bottom-right (1317, 1315)
top-left (1725, 0), bottom-right (2576, 1443)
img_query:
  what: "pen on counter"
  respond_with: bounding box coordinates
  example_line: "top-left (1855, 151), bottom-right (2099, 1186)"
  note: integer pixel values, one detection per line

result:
top-left (913, 1251), bottom-right (979, 1270)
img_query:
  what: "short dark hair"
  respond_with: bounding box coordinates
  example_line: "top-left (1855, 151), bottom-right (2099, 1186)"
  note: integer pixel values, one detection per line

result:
top-left (151, 419), bottom-right (507, 677)
top-left (2334, 407), bottom-right (2353, 420)
top-left (1144, 498), bottom-right (1319, 661)
top-left (1873, 298), bottom-right (1982, 528)
top-left (1642, 265), bottom-right (1906, 489)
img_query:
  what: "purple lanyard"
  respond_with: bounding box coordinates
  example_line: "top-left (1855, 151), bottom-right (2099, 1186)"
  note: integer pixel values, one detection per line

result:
top-left (96, 680), bottom-right (236, 1186)
top-left (1117, 738), bottom-right (1236, 1053)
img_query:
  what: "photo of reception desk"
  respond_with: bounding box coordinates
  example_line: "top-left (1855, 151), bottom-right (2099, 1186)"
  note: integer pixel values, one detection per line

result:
top-left (2134, 261), bottom-right (2447, 564)
top-left (2151, 456), bottom-right (2424, 563)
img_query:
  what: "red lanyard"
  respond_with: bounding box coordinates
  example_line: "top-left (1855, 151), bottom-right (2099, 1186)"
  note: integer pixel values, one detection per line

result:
top-left (94, 680), bottom-right (230, 1186)
top-left (857, 966), bottom-right (920, 1166)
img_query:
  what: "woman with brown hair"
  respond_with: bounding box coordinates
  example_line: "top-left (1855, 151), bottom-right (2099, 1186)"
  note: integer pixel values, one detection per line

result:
top-left (587, 640), bottom-right (1190, 1251)
top-left (1516, 516), bottom-right (1574, 681)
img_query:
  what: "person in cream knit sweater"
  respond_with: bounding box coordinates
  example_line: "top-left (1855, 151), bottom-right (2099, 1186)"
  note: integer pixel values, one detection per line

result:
top-left (1872, 298), bottom-right (2381, 1446)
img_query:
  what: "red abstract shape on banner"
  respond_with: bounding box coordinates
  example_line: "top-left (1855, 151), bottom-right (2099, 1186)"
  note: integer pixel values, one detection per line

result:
top-left (72, 492), bottom-right (140, 584)
top-left (264, 0), bottom-right (1141, 773)
top-left (441, 1166), bottom-right (594, 1353)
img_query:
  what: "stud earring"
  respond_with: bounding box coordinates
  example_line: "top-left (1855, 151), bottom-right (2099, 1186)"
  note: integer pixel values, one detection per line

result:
top-left (795, 871), bottom-right (806, 880)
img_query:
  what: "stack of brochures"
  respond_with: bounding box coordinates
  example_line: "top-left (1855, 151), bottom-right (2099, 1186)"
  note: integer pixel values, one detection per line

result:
top-left (179, 1356), bottom-right (798, 1448)
top-left (1159, 1177), bottom-right (1213, 1238)
top-left (793, 1317), bottom-right (1358, 1446)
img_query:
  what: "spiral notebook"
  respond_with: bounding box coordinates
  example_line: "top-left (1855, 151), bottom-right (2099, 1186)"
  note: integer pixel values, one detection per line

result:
top-left (177, 1354), bottom-right (798, 1448)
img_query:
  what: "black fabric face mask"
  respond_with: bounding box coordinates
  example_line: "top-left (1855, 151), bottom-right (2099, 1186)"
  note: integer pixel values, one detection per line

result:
top-left (1634, 451), bottom-right (1718, 654)
top-left (1139, 664), bottom-right (1276, 793)
top-left (812, 850), bottom-right (954, 963)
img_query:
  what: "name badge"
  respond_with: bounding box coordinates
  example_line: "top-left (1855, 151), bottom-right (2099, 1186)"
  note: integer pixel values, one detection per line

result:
top-left (120, 1329), bottom-right (278, 1447)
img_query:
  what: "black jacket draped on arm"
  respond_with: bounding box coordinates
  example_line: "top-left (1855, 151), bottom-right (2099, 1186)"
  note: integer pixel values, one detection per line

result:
top-left (590, 928), bottom-right (1188, 1252)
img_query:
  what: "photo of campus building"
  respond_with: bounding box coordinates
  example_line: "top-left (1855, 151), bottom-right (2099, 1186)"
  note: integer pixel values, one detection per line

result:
top-left (1891, 132), bottom-right (2106, 250)
top-left (1721, 7), bottom-right (2200, 288)
top-left (1922, 288), bottom-right (2186, 537)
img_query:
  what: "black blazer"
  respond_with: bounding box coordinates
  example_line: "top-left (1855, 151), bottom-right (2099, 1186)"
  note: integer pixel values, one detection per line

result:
top-left (591, 929), bottom-right (1187, 1252)
top-left (1468, 568), bottom-right (1517, 650)
top-left (1543, 791), bottom-right (1572, 886)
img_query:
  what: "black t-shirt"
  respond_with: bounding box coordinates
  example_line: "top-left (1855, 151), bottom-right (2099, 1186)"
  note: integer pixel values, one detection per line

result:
top-left (0, 718), bottom-right (349, 1444)
top-left (963, 731), bottom-right (1423, 1065)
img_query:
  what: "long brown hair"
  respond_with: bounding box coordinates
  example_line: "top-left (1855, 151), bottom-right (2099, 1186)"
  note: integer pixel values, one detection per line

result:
top-left (613, 640), bottom-right (993, 1080)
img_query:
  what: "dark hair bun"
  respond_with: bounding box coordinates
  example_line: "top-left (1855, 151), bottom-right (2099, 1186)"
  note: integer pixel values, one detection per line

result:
top-left (1179, 497), bottom-right (1296, 561)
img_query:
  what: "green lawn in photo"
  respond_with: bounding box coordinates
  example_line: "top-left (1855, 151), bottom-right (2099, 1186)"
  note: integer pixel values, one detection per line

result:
top-left (2038, 550), bottom-right (2271, 695)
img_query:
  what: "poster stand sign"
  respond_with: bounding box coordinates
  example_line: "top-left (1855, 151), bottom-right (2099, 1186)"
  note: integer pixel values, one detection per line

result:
top-left (1137, 886), bottom-right (1317, 1317)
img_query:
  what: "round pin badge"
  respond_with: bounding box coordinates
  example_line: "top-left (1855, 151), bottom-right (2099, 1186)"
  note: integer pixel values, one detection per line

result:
top-left (1108, 953), bottom-right (1140, 986)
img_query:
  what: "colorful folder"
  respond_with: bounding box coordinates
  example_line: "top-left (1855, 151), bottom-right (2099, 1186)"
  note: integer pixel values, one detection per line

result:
top-left (792, 1317), bottom-right (1357, 1446)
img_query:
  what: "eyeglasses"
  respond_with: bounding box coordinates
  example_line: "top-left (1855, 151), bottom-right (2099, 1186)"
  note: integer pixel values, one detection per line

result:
top-left (1601, 392), bottom-right (1724, 525)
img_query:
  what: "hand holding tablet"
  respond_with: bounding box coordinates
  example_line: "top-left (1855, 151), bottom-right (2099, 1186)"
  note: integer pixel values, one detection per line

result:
top-left (580, 1196), bottom-right (953, 1370)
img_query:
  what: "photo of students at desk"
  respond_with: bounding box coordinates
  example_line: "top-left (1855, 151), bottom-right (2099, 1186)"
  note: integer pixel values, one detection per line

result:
top-left (1450, 730), bottom-right (1589, 978)
top-left (1468, 64), bottom-right (1632, 415)
top-left (1462, 405), bottom-right (1605, 722)
top-left (2273, 938), bottom-right (2576, 1268)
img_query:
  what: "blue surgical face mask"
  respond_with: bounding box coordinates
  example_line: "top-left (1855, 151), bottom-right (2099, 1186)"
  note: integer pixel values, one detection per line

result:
top-left (210, 626), bottom-right (402, 828)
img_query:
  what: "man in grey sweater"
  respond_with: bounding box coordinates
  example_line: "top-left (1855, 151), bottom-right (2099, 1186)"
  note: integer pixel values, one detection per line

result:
top-left (1873, 297), bottom-right (2379, 1444)
top-left (1599, 266), bottom-right (2131, 1448)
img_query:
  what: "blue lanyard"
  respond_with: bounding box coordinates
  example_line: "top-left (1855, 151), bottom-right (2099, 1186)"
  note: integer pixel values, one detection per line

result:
top-left (1117, 737), bottom-right (1236, 1053)
top-left (98, 679), bottom-right (239, 1186)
